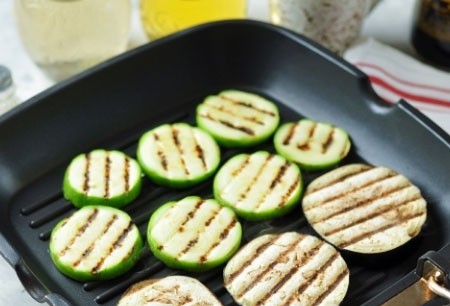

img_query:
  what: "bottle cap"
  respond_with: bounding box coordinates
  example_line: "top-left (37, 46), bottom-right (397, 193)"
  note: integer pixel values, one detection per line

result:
top-left (0, 65), bottom-right (13, 93)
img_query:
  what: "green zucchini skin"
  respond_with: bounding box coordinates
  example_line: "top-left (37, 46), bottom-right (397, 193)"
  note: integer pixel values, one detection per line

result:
top-left (274, 119), bottom-right (351, 170)
top-left (63, 150), bottom-right (142, 208)
top-left (196, 89), bottom-right (280, 148)
top-left (147, 196), bottom-right (242, 272)
top-left (137, 123), bottom-right (221, 188)
top-left (213, 151), bottom-right (303, 221)
top-left (49, 206), bottom-right (143, 282)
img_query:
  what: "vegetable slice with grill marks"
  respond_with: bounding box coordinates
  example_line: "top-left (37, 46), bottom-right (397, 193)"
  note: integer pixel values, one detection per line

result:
top-left (49, 206), bottom-right (143, 281)
top-left (196, 90), bottom-right (280, 147)
top-left (118, 275), bottom-right (222, 306)
top-left (214, 151), bottom-right (302, 221)
top-left (302, 164), bottom-right (427, 254)
top-left (274, 119), bottom-right (351, 170)
top-left (137, 123), bottom-right (220, 188)
top-left (224, 232), bottom-right (349, 306)
top-left (147, 196), bottom-right (242, 272)
top-left (63, 150), bottom-right (142, 208)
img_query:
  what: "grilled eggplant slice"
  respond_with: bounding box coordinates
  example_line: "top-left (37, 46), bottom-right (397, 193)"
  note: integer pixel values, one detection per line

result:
top-left (63, 149), bottom-right (142, 208)
top-left (49, 206), bottom-right (143, 281)
top-left (118, 275), bottom-right (222, 306)
top-left (196, 89), bottom-right (280, 147)
top-left (302, 164), bottom-right (427, 254)
top-left (137, 123), bottom-right (220, 188)
top-left (224, 232), bottom-right (349, 306)
top-left (214, 151), bottom-right (302, 221)
top-left (147, 196), bottom-right (242, 272)
top-left (274, 119), bottom-right (351, 170)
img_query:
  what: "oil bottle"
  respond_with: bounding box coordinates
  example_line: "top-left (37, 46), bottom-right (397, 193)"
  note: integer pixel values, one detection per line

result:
top-left (412, 0), bottom-right (450, 69)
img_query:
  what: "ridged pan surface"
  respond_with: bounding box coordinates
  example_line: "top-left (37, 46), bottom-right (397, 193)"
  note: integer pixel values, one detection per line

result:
top-left (0, 21), bottom-right (449, 306)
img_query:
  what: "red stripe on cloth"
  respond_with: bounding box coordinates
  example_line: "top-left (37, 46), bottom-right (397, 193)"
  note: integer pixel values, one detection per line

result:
top-left (355, 62), bottom-right (450, 94)
top-left (368, 76), bottom-right (450, 108)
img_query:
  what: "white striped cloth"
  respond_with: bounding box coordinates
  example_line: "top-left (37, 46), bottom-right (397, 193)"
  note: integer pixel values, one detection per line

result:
top-left (344, 38), bottom-right (450, 134)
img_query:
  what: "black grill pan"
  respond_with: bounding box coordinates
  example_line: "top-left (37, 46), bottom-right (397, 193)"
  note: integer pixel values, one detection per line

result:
top-left (0, 20), bottom-right (449, 306)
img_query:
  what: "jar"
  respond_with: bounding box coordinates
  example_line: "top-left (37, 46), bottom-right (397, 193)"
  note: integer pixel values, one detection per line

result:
top-left (140, 0), bottom-right (247, 40)
top-left (0, 65), bottom-right (19, 115)
top-left (270, 0), bottom-right (379, 54)
top-left (14, 0), bottom-right (131, 81)
top-left (412, 0), bottom-right (450, 69)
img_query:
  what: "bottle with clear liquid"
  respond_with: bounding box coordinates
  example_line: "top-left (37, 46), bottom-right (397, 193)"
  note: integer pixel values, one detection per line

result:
top-left (140, 0), bottom-right (247, 40)
top-left (14, 0), bottom-right (131, 81)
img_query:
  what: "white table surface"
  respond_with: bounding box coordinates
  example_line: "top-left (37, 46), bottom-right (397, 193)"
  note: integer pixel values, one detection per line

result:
top-left (0, 0), bottom-right (421, 305)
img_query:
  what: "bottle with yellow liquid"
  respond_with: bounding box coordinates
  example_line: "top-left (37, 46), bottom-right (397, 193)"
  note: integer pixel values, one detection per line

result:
top-left (140, 0), bottom-right (247, 40)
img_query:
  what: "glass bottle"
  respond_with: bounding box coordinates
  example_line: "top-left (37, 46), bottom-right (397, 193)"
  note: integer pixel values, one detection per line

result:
top-left (140, 0), bottom-right (247, 40)
top-left (412, 0), bottom-right (450, 69)
top-left (14, 0), bottom-right (132, 81)
top-left (0, 65), bottom-right (19, 116)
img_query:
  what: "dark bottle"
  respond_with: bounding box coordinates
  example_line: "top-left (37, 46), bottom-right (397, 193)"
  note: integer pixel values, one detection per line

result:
top-left (412, 0), bottom-right (450, 69)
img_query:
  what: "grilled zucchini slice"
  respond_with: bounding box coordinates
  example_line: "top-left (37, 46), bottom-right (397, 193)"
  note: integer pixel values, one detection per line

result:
top-left (302, 164), bottom-right (427, 254)
top-left (274, 119), bottom-right (351, 170)
top-left (137, 123), bottom-right (220, 188)
top-left (147, 196), bottom-right (242, 272)
top-left (118, 275), bottom-right (222, 306)
top-left (214, 151), bottom-right (302, 221)
top-left (196, 89), bottom-right (280, 147)
top-left (224, 232), bottom-right (349, 306)
top-left (63, 149), bottom-right (142, 208)
top-left (49, 206), bottom-right (143, 281)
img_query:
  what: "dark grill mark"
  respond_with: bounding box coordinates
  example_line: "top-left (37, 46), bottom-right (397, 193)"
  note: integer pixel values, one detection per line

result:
top-left (177, 199), bottom-right (204, 233)
top-left (311, 181), bottom-right (410, 224)
top-left (297, 143), bottom-right (310, 151)
top-left (200, 113), bottom-right (255, 135)
top-left (237, 155), bottom-right (272, 204)
top-left (256, 240), bottom-right (323, 305)
top-left (281, 252), bottom-right (340, 306)
top-left (154, 133), bottom-right (168, 171)
top-left (207, 103), bottom-right (266, 125)
top-left (124, 157), bottom-right (130, 192)
top-left (83, 153), bottom-right (91, 194)
top-left (179, 238), bottom-right (198, 256)
top-left (294, 122), bottom-right (316, 151)
top-left (337, 211), bottom-right (426, 249)
top-left (73, 213), bottom-right (117, 268)
top-left (322, 129), bottom-right (335, 153)
top-left (204, 208), bottom-right (221, 227)
top-left (304, 172), bottom-right (399, 212)
top-left (282, 123), bottom-right (297, 145)
top-left (172, 128), bottom-right (189, 176)
top-left (200, 217), bottom-right (237, 263)
top-left (92, 221), bottom-right (134, 273)
top-left (60, 209), bottom-right (98, 256)
top-left (191, 130), bottom-right (207, 170)
top-left (104, 153), bottom-right (111, 198)
top-left (231, 157), bottom-right (250, 177)
top-left (270, 163), bottom-right (289, 189)
top-left (279, 179), bottom-right (301, 208)
top-left (226, 237), bottom-right (275, 284)
top-left (306, 165), bottom-right (373, 194)
top-left (218, 94), bottom-right (276, 116)
top-left (234, 235), bottom-right (304, 299)
top-left (322, 193), bottom-right (422, 236)
top-left (146, 285), bottom-right (192, 304)
top-left (310, 268), bottom-right (349, 306)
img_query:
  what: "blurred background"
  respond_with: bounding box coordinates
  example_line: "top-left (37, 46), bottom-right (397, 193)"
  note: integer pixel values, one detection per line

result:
top-left (1, 0), bottom-right (449, 305)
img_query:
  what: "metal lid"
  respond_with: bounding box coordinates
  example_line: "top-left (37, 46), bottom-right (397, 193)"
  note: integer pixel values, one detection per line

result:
top-left (0, 65), bottom-right (13, 92)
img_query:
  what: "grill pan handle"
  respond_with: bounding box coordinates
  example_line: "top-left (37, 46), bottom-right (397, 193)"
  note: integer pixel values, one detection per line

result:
top-left (0, 233), bottom-right (71, 306)
top-left (363, 244), bottom-right (450, 305)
